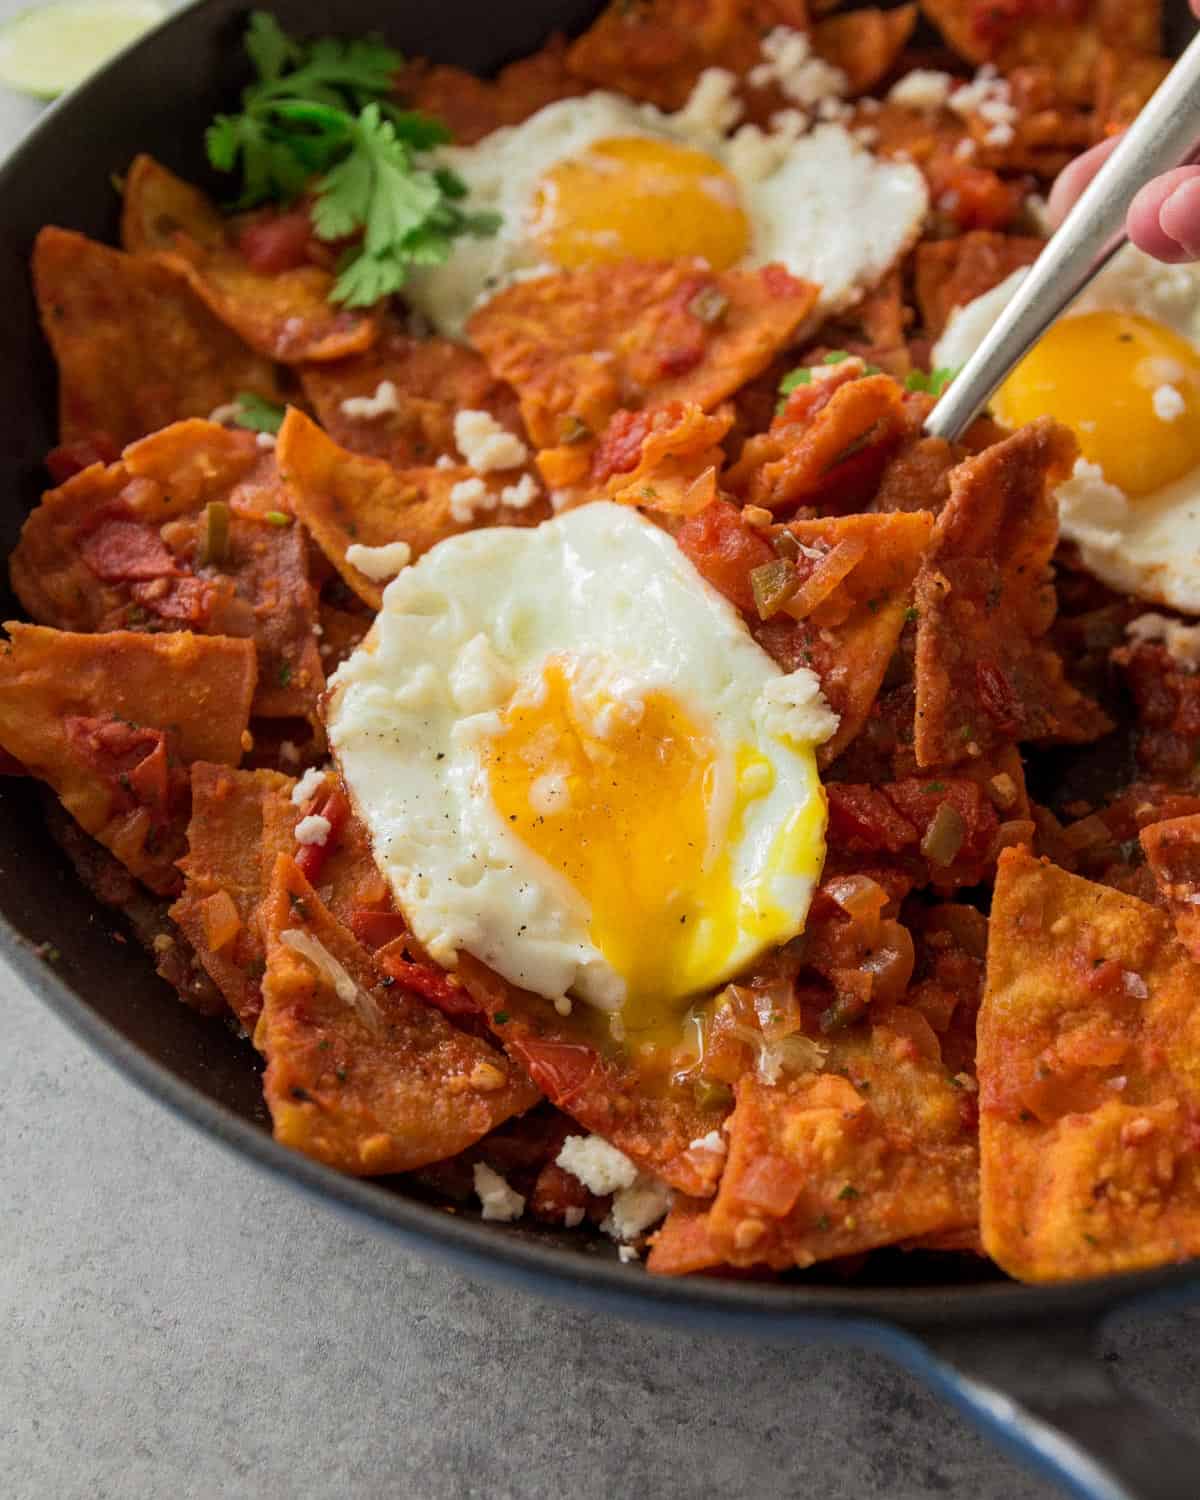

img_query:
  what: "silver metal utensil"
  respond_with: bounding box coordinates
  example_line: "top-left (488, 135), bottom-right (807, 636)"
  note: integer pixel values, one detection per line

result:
top-left (925, 26), bottom-right (1200, 443)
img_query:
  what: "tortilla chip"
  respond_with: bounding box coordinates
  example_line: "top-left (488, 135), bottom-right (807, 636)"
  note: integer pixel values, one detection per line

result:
top-left (747, 510), bottom-right (934, 765)
top-left (593, 401), bottom-right (731, 512)
top-left (914, 420), bottom-right (1111, 768)
top-left (655, 1011), bottom-right (979, 1272)
top-left (647, 1195), bottom-right (728, 1275)
top-left (565, 0), bottom-right (809, 110)
top-left (726, 369), bottom-right (909, 514)
top-left (0, 624), bottom-right (255, 893)
top-left (455, 953), bottom-right (730, 1198)
top-left (260, 781), bottom-right (390, 932)
top-left (914, 233), bottom-right (1044, 340)
top-left (979, 847), bottom-right (1200, 1281)
top-left (812, 6), bottom-right (916, 95)
top-left (1093, 47), bottom-right (1169, 134)
top-left (468, 260), bottom-right (819, 483)
top-left (919, 0), bottom-right (1159, 103)
top-left (32, 226), bottom-right (283, 448)
top-left (298, 321), bottom-right (525, 468)
top-left (121, 155), bottom-right (377, 364)
top-left (12, 422), bottom-right (323, 727)
top-left (277, 408), bottom-right (549, 609)
top-left (1140, 815), bottom-right (1200, 962)
top-left (256, 856), bottom-right (539, 1175)
top-left (396, 34), bottom-right (583, 145)
top-left (171, 764), bottom-right (298, 1027)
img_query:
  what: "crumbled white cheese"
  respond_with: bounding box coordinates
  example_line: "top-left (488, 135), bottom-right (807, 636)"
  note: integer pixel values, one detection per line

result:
top-left (1126, 612), bottom-right (1200, 671)
top-left (295, 813), bottom-right (332, 847)
top-left (435, 454), bottom-right (457, 470)
top-left (1153, 384), bottom-right (1187, 422)
top-left (256, 431), bottom-right (276, 450)
top-left (852, 126), bottom-right (879, 148)
top-left (448, 476), bottom-right (493, 524)
top-left (345, 539), bottom-right (413, 580)
top-left (339, 380), bottom-right (400, 420)
top-left (887, 69), bottom-right (953, 112)
top-left (949, 65), bottom-right (1017, 148)
top-left (601, 1176), bottom-right (673, 1243)
top-left (500, 473), bottom-right (541, 510)
top-left (672, 66), bottom-right (743, 138)
top-left (617, 1244), bottom-right (640, 1264)
top-left (449, 633), bottom-right (516, 716)
top-left (563, 1205), bottom-right (585, 1228)
top-left (557, 1134), bottom-right (639, 1195)
top-left (953, 137), bottom-right (977, 162)
top-left (554, 996), bottom-right (574, 1017)
top-left (279, 929), bottom-right (380, 1027)
top-left (291, 766), bottom-right (328, 806)
top-left (725, 114), bottom-right (806, 182)
top-left (758, 667), bottom-right (840, 746)
top-left (473, 1162), bottom-right (526, 1222)
top-left (207, 402), bottom-right (240, 425)
top-left (454, 409), bottom-right (528, 472)
top-left (748, 27), bottom-right (848, 109)
top-left (278, 739), bottom-right (300, 765)
top-left (1054, 458), bottom-right (1130, 553)
top-left (689, 1130), bottom-right (728, 1157)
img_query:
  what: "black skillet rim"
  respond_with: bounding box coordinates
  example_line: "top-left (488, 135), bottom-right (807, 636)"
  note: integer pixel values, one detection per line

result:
top-left (3, 0), bottom-right (1199, 1337)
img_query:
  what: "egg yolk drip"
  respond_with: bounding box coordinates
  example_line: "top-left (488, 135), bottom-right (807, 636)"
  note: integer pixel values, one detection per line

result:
top-left (993, 311), bottom-right (1200, 497)
top-left (484, 659), bottom-right (822, 1041)
top-left (530, 136), bottom-right (751, 271)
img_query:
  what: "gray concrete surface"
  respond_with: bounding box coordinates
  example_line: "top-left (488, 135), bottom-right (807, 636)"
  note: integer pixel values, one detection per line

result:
top-left (3, 976), bottom-right (1199, 1500)
top-left (1, 5), bottom-right (1198, 1496)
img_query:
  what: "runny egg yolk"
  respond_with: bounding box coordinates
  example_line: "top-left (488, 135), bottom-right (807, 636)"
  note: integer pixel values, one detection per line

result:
top-left (530, 136), bottom-right (751, 271)
top-left (484, 659), bottom-right (819, 1040)
top-left (992, 311), bottom-right (1200, 497)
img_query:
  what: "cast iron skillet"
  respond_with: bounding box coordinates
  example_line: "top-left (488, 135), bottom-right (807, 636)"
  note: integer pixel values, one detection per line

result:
top-left (3, 2), bottom-right (1200, 1493)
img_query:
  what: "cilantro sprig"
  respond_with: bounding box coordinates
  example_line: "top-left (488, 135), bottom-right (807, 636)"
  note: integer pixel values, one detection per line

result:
top-left (205, 12), bottom-right (500, 307)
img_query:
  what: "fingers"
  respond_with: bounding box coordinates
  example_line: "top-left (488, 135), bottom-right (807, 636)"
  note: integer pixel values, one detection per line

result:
top-left (1047, 134), bottom-right (1123, 226)
top-left (1050, 138), bottom-right (1200, 266)
top-left (1128, 167), bottom-right (1200, 261)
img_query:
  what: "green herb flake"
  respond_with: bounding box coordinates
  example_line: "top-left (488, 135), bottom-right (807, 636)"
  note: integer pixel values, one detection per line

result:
top-left (822, 350), bottom-right (850, 365)
top-left (923, 782), bottom-right (947, 794)
top-left (278, 661), bottom-right (293, 687)
top-left (232, 391), bottom-right (287, 434)
top-left (838, 1184), bottom-right (860, 1201)
top-left (904, 606), bottom-right (919, 624)
top-left (778, 366), bottom-right (813, 396)
top-left (494, 1010), bottom-right (510, 1024)
top-left (264, 509), bottom-right (292, 527)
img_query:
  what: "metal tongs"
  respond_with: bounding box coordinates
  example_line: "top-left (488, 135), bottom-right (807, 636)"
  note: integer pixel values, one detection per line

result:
top-left (925, 27), bottom-right (1200, 444)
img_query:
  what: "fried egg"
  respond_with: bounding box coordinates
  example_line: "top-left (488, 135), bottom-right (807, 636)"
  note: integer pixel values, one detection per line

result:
top-left (405, 92), bottom-right (928, 337)
top-left (326, 503), bottom-right (833, 1042)
top-left (933, 247), bottom-right (1200, 612)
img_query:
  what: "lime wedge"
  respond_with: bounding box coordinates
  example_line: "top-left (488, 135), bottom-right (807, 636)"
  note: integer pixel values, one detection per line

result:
top-left (0, 0), bottom-right (166, 99)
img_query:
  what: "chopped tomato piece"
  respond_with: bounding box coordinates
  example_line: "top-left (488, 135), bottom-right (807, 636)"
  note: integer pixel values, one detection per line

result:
top-left (295, 786), bottom-right (351, 883)
top-left (674, 500), bottom-right (775, 615)
top-left (236, 207), bottom-right (317, 273)
top-left (46, 433), bottom-right (119, 484)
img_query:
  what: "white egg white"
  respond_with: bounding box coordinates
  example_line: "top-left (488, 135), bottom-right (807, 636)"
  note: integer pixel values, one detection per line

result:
top-left (326, 503), bottom-right (833, 1013)
top-left (404, 92), bottom-right (928, 338)
top-left (933, 247), bottom-right (1200, 615)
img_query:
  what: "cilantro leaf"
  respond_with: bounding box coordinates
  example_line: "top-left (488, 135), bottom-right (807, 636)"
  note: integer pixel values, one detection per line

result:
top-left (205, 11), bottom-right (498, 305)
top-left (232, 392), bottom-right (287, 434)
top-left (779, 367), bottom-right (812, 395)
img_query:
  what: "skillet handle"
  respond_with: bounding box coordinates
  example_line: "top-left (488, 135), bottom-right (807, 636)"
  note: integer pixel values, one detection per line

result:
top-left (913, 1316), bottom-right (1200, 1500)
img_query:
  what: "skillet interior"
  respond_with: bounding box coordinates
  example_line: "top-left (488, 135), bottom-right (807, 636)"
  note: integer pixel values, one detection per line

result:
top-left (3, 0), bottom-right (1199, 1328)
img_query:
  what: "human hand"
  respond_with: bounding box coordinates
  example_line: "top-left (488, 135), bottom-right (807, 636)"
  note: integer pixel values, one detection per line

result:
top-left (1047, 7), bottom-right (1200, 263)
